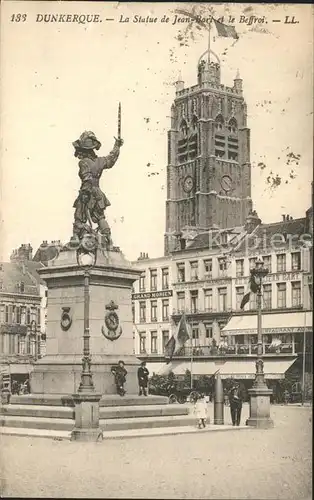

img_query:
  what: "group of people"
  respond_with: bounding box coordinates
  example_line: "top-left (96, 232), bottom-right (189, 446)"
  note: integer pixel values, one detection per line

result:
top-left (11, 379), bottom-right (30, 395)
top-left (111, 362), bottom-right (243, 428)
top-left (111, 360), bottom-right (149, 397)
top-left (194, 384), bottom-right (243, 429)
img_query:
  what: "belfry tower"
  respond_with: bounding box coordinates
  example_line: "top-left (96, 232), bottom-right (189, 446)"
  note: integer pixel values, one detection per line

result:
top-left (164, 49), bottom-right (253, 254)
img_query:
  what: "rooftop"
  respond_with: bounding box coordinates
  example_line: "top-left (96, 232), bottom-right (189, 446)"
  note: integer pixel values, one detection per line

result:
top-left (0, 261), bottom-right (45, 295)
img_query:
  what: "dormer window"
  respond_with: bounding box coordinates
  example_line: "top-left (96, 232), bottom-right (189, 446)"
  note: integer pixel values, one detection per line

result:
top-left (17, 281), bottom-right (25, 293)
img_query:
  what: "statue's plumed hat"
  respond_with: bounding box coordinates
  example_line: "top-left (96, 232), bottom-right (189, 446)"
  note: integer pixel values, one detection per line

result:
top-left (73, 131), bottom-right (101, 151)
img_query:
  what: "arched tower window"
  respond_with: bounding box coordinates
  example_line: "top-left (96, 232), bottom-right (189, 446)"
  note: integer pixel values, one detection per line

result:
top-left (215, 114), bottom-right (224, 131)
top-left (178, 119), bottom-right (188, 164)
top-left (188, 115), bottom-right (198, 159)
top-left (228, 117), bottom-right (237, 134)
top-left (227, 117), bottom-right (238, 161)
top-left (214, 114), bottom-right (226, 158)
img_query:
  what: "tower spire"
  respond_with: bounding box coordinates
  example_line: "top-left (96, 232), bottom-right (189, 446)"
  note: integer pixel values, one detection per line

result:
top-left (175, 71), bottom-right (184, 92)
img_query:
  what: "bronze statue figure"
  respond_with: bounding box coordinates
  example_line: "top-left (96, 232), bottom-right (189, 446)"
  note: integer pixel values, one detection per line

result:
top-left (72, 128), bottom-right (123, 249)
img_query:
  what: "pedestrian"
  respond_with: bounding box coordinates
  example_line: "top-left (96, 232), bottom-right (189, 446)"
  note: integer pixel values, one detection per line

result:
top-left (11, 380), bottom-right (19, 395)
top-left (137, 361), bottom-right (149, 396)
top-left (283, 389), bottom-right (290, 405)
top-left (229, 385), bottom-right (242, 426)
top-left (111, 360), bottom-right (127, 396)
top-left (194, 393), bottom-right (208, 429)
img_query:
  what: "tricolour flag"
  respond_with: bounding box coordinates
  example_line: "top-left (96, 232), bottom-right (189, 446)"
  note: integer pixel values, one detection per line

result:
top-left (240, 274), bottom-right (259, 309)
top-left (164, 314), bottom-right (190, 361)
top-left (174, 10), bottom-right (238, 40)
top-left (213, 19), bottom-right (238, 39)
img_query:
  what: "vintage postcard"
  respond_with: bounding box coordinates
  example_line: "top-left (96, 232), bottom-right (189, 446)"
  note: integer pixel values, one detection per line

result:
top-left (0, 2), bottom-right (312, 499)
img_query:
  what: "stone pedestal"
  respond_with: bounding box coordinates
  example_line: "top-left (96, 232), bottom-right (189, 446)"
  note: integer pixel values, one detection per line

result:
top-left (71, 393), bottom-right (103, 442)
top-left (30, 248), bottom-right (143, 395)
top-left (246, 386), bottom-right (274, 429)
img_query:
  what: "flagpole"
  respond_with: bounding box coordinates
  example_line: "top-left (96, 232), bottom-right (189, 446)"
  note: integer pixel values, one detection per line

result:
top-left (302, 310), bottom-right (306, 406)
top-left (190, 322), bottom-right (193, 390)
top-left (207, 19), bottom-right (211, 65)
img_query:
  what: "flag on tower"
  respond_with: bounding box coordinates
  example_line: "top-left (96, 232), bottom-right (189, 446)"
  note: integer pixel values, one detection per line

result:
top-left (213, 19), bottom-right (238, 39)
top-left (164, 314), bottom-right (190, 361)
top-left (240, 274), bottom-right (259, 309)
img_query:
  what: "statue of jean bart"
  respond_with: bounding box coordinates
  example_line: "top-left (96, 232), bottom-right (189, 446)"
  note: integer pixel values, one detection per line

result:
top-left (72, 130), bottom-right (123, 249)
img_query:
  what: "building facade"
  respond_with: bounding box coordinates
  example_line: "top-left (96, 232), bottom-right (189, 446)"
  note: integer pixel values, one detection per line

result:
top-left (133, 210), bottom-right (312, 392)
top-left (0, 244), bottom-right (47, 387)
top-left (132, 254), bottom-right (173, 357)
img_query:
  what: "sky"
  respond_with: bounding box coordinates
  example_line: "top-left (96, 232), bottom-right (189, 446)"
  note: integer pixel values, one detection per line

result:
top-left (1, 2), bottom-right (313, 262)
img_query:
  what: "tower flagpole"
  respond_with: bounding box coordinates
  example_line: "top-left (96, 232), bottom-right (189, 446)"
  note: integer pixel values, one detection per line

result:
top-left (207, 19), bottom-right (211, 65)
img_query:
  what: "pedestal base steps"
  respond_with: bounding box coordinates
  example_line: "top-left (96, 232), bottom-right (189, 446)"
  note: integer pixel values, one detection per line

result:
top-left (30, 355), bottom-right (141, 395)
top-left (0, 394), bottom-right (196, 437)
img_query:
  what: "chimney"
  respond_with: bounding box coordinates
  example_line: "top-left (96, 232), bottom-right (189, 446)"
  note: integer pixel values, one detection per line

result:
top-left (10, 243), bottom-right (33, 262)
top-left (282, 214), bottom-right (286, 221)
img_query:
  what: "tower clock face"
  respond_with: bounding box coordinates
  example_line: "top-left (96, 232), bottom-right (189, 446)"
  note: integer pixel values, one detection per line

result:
top-left (183, 175), bottom-right (194, 193)
top-left (220, 175), bottom-right (233, 193)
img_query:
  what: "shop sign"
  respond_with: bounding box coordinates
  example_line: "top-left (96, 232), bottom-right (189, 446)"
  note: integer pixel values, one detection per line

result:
top-left (132, 290), bottom-right (173, 300)
top-left (235, 272), bottom-right (301, 286)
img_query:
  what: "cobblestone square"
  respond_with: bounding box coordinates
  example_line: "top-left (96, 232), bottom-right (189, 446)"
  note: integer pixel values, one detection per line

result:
top-left (0, 405), bottom-right (311, 499)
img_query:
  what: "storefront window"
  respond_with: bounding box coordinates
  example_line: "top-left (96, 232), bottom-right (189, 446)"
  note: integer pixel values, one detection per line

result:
top-left (277, 283), bottom-right (286, 308)
top-left (139, 333), bottom-right (146, 353)
top-left (139, 301), bottom-right (146, 322)
top-left (162, 299), bottom-right (169, 321)
top-left (204, 289), bottom-right (213, 311)
top-left (150, 331), bottom-right (157, 353)
top-left (190, 291), bottom-right (198, 313)
top-left (236, 287), bottom-right (244, 310)
top-left (177, 292), bottom-right (185, 313)
top-left (162, 330), bottom-right (169, 352)
top-left (291, 281), bottom-right (301, 307)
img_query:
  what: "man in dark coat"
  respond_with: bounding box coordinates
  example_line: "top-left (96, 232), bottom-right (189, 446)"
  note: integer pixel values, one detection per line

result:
top-left (229, 384), bottom-right (243, 426)
top-left (111, 360), bottom-right (127, 396)
top-left (137, 361), bottom-right (149, 396)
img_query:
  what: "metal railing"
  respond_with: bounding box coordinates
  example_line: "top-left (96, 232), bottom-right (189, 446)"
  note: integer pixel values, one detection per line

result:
top-left (172, 307), bottom-right (232, 315)
top-left (172, 343), bottom-right (295, 357)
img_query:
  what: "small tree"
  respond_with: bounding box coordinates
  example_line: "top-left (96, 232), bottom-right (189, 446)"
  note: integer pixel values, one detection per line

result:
top-left (195, 375), bottom-right (214, 395)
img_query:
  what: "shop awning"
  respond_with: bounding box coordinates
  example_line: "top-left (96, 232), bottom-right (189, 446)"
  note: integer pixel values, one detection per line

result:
top-left (156, 358), bottom-right (297, 380)
top-left (222, 311), bottom-right (312, 336)
top-left (148, 363), bottom-right (169, 375)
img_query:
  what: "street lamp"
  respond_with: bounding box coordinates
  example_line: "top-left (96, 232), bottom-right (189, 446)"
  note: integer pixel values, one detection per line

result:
top-left (29, 320), bottom-right (38, 359)
top-left (71, 238), bottom-right (103, 442)
top-left (76, 246), bottom-right (97, 393)
top-left (246, 256), bottom-right (274, 428)
top-left (251, 257), bottom-right (269, 388)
